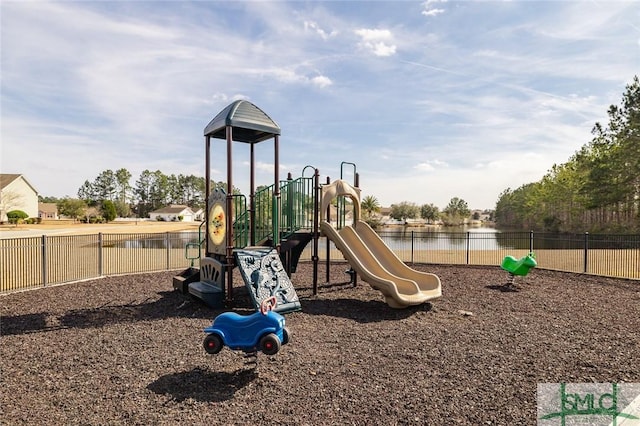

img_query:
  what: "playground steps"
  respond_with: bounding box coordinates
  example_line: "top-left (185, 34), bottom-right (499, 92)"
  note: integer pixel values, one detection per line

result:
top-left (172, 267), bottom-right (200, 294)
top-left (235, 247), bottom-right (301, 314)
top-left (172, 257), bottom-right (226, 309)
top-left (188, 281), bottom-right (224, 308)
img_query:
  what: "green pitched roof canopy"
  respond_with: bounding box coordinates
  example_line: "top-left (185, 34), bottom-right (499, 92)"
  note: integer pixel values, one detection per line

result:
top-left (203, 100), bottom-right (281, 143)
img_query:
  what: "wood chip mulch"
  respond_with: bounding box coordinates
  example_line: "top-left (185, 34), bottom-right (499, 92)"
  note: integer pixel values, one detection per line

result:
top-left (1, 262), bottom-right (639, 425)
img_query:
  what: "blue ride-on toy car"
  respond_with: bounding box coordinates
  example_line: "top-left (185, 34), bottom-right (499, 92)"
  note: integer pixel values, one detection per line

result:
top-left (203, 297), bottom-right (290, 356)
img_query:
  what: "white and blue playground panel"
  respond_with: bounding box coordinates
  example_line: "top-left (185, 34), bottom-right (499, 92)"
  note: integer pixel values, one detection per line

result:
top-left (235, 248), bottom-right (301, 314)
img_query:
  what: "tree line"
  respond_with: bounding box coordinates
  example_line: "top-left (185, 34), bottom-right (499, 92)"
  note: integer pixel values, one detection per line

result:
top-left (361, 195), bottom-right (479, 227)
top-left (41, 170), bottom-right (217, 221)
top-left (495, 76), bottom-right (640, 233)
top-left (39, 166), bottom-right (482, 225)
top-left (42, 169), bottom-right (478, 226)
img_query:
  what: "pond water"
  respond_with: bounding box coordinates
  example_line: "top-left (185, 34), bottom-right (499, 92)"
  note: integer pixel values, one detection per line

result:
top-left (376, 226), bottom-right (507, 250)
top-left (111, 226), bottom-right (639, 252)
top-left (112, 231), bottom-right (199, 249)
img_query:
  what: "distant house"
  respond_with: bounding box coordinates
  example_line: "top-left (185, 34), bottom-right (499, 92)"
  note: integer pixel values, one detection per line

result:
top-left (377, 207), bottom-right (404, 225)
top-left (0, 174), bottom-right (39, 222)
top-left (322, 204), bottom-right (355, 227)
top-left (378, 206), bottom-right (392, 220)
top-left (149, 205), bottom-right (196, 222)
top-left (192, 208), bottom-right (204, 221)
top-left (38, 202), bottom-right (59, 220)
top-left (471, 209), bottom-right (493, 222)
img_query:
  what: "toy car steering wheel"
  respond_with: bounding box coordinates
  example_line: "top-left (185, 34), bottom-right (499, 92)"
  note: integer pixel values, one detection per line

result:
top-left (259, 296), bottom-right (277, 315)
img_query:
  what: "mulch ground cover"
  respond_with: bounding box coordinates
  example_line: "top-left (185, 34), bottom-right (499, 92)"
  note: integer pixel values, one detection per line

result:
top-left (1, 262), bottom-right (639, 425)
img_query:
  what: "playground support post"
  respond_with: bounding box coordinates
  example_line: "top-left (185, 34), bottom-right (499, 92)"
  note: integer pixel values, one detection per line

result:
top-left (286, 172), bottom-right (293, 234)
top-left (339, 162), bottom-right (357, 230)
top-left (250, 142), bottom-right (256, 246)
top-left (273, 135), bottom-right (281, 254)
top-left (312, 167), bottom-right (320, 295)
top-left (225, 126), bottom-right (235, 302)
top-left (339, 162), bottom-right (359, 286)
top-left (352, 171), bottom-right (359, 286)
top-left (205, 136), bottom-right (211, 255)
top-left (325, 176), bottom-right (331, 284)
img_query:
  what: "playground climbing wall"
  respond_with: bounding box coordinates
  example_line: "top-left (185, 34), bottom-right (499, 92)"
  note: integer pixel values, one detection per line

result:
top-left (235, 248), bottom-right (301, 314)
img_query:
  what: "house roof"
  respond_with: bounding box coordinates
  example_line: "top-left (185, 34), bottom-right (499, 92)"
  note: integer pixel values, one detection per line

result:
top-left (38, 203), bottom-right (58, 213)
top-left (0, 174), bottom-right (21, 190)
top-left (0, 174), bottom-right (39, 194)
top-left (151, 205), bottom-right (195, 214)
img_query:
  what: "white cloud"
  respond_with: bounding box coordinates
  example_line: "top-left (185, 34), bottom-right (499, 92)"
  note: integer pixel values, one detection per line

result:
top-left (311, 75), bottom-right (333, 88)
top-left (304, 20), bottom-right (338, 40)
top-left (354, 28), bottom-right (397, 57)
top-left (422, 0), bottom-right (447, 17)
top-left (414, 160), bottom-right (448, 171)
top-left (208, 93), bottom-right (250, 105)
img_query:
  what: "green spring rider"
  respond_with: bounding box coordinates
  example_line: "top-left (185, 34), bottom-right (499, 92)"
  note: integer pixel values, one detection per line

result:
top-left (501, 252), bottom-right (537, 286)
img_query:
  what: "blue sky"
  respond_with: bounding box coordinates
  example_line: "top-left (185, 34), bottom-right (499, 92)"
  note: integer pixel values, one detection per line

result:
top-left (1, 1), bottom-right (638, 210)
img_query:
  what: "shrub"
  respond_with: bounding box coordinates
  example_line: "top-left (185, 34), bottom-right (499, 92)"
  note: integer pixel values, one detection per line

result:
top-left (7, 210), bottom-right (28, 224)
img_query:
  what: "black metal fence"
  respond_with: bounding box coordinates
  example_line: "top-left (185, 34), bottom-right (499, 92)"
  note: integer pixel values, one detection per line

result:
top-left (0, 232), bottom-right (201, 293)
top-left (304, 230), bottom-right (640, 280)
top-left (1, 230), bottom-right (638, 293)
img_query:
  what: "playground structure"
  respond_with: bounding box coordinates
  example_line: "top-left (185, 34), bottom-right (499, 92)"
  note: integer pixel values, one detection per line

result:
top-left (500, 253), bottom-right (537, 286)
top-left (173, 100), bottom-right (441, 311)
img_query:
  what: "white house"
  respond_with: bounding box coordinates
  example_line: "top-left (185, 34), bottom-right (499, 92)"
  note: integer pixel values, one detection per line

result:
top-left (0, 174), bottom-right (39, 222)
top-left (149, 205), bottom-right (196, 222)
top-left (38, 202), bottom-right (59, 220)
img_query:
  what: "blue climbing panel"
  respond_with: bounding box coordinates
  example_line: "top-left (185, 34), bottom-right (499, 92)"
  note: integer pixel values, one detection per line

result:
top-left (235, 248), bottom-right (302, 314)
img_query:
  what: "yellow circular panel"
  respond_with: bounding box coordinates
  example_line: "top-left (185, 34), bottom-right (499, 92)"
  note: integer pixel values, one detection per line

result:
top-left (208, 203), bottom-right (226, 246)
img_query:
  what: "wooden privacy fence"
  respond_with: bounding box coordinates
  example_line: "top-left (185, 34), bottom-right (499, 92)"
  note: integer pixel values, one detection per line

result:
top-left (1, 230), bottom-right (639, 293)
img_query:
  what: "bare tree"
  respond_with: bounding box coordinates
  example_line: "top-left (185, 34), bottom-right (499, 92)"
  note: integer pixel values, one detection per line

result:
top-left (0, 190), bottom-right (24, 222)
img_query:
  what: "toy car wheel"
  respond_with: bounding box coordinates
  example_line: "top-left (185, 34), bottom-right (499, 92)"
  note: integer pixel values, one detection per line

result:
top-left (260, 333), bottom-right (281, 355)
top-left (203, 334), bottom-right (223, 355)
top-left (282, 327), bottom-right (291, 345)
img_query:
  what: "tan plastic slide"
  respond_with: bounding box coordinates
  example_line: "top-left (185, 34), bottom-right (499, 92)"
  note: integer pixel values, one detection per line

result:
top-left (321, 220), bottom-right (442, 308)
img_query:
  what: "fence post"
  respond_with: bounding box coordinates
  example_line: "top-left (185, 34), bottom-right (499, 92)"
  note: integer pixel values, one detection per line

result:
top-left (466, 232), bottom-right (470, 265)
top-left (529, 231), bottom-right (534, 253)
top-left (583, 232), bottom-right (589, 273)
top-left (411, 231), bottom-right (414, 265)
top-left (41, 235), bottom-right (48, 286)
top-left (166, 232), bottom-right (170, 270)
top-left (98, 233), bottom-right (103, 276)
